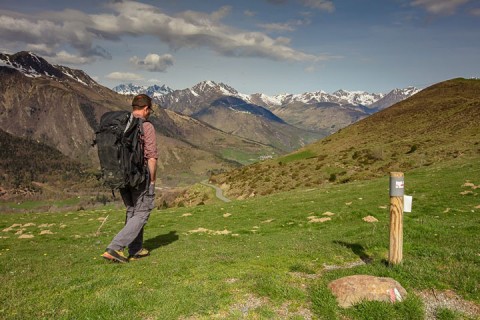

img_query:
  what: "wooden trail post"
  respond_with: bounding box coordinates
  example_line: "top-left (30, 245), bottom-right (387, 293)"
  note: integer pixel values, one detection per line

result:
top-left (389, 172), bottom-right (404, 265)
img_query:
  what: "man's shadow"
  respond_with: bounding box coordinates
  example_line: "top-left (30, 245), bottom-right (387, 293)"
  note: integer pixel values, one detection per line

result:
top-left (144, 231), bottom-right (179, 251)
top-left (333, 240), bottom-right (373, 264)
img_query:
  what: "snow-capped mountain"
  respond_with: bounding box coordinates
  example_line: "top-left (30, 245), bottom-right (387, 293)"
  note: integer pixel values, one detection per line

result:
top-left (0, 51), bottom-right (99, 87)
top-left (249, 90), bottom-right (385, 107)
top-left (1, 51), bottom-right (62, 78)
top-left (112, 83), bottom-right (173, 98)
top-left (112, 77), bottom-right (420, 135)
top-left (154, 80), bottom-right (324, 151)
top-left (244, 85), bottom-right (420, 133)
top-left (112, 83), bottom-right (145, 95)
top-left (331, 89), bottom-right (385, 106)
top-left (368, 87), bottom-right (421, 111)
top-left (114, 79), bottom-right (419, 111)
top-left (191, 80), bottom-right (237, 96)
top-left (145, 84), bottom-right (174, 99)
top-left (157, 80), bottom-right (286, 122)
top-left (147, 79), bottom-right (420, 134)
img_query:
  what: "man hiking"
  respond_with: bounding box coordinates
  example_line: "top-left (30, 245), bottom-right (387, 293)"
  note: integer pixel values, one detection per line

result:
top-left (102, 94), bottom-right (158, 263)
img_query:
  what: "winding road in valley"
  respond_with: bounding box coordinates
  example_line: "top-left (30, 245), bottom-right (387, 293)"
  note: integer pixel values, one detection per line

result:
top-left (200, 180), bottom-right (231, 203)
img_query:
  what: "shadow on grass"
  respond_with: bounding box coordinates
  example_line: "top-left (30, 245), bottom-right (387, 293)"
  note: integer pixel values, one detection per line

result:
top-left (333, 240), bottom-right (373, 264)
top-left (144, 231), bottom-right (179, 251)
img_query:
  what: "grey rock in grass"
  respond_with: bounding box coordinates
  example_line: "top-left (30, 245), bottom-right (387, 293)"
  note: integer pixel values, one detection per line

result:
top-left (328, 275), bottom-right (407, 308)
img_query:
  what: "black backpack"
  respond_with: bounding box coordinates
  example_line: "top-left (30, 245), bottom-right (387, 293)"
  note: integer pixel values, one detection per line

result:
top-left (95, 111), bottom-right (147, 190)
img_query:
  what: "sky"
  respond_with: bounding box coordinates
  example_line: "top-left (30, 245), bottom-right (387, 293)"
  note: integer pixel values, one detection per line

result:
top-left (0, 0), bottom-right (479, 95)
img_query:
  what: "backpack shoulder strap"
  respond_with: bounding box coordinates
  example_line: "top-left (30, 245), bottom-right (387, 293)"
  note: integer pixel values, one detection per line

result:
top-left (124, 113), bottom-right (134, 134)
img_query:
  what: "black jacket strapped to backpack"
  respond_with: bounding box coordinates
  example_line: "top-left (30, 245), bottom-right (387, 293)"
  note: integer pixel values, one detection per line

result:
top-left (94, 111), bottom-right (148, 194)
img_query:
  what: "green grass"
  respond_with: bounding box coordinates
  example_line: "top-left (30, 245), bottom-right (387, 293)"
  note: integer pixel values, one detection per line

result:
top-left (1, 197), bottom-right (83, 211)
top-left (219, 148), bottom-right (273, 165)
top-left (278, 150), bottom-right (317, 164)
top-left (0, 195), bottom-right (121, 213)
top-left (1, 157), bottom-right (479, 319)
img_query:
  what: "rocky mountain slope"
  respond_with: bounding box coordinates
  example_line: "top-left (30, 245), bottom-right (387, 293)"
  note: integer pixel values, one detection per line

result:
top-left (156, 81), bottom-right (324, 151)
top-left (0, 51), bottom-right (119, 163)
top-left (211, 78), bottom-right (480, 199)
top-left (0, 51), bottom-right (278, 196)
top-left (249, 87), bottom-right (420, 133)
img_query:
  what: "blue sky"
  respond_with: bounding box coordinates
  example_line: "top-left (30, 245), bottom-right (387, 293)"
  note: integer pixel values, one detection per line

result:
top-left (0, 0), bottom-right (479, 95)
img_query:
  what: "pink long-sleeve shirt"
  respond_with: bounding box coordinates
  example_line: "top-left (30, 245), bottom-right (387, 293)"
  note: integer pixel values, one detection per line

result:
top-left (142, 121), bottom-right (158, 160)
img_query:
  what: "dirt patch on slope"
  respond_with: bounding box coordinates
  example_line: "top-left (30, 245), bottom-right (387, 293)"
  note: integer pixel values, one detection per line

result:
top-left (417, 289), bottom-right (480, 320)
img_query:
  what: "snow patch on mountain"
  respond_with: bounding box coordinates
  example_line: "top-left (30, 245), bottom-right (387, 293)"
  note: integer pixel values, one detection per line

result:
top-left (0, 51), bottom-right (100, 88)
top-left (189, 88), bottom-right (199, 97)
top-left (228, 106), bottom-right (252, 115)
top-left (59, 68), bottom-right (88, 86)
top-left (253, 93), bottom-right (283, 106)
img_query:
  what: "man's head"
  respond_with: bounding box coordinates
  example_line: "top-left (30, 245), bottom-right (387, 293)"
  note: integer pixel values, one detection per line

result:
top-left (131, 94), bottom-right (153, 119)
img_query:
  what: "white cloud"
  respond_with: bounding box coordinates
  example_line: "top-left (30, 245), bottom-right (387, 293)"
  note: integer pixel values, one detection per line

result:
top-left (0, 1), bottom-right (333, 65)
top-left (411, 0), bottom-right (471, 15)
top-left (50, 50), bottom-right (95, 65)
top-left (106, 72), bottom-right (144, 81)
top-left (259, 22), bottom-right (296, 33)
top-left (469, 7), bottom-right (480, 16)
top-left (300, 0), bottom-right (335, 12)
top-left (92, 1), bottom-right (329, 62)
top-left (130, 53), bottom-right (174, 72)
top-left (259, 17), bottom-right (311, 33)
top-left (0, 9), bottom-right (112, 64)
top-left (25, 43), bottom-right (55, 55)
top-left (266, 0), bottom-right (287, 4)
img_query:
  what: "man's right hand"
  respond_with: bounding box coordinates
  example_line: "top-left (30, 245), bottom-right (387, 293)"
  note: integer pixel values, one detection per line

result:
top-left (148, 183), bottom-right (155, 196)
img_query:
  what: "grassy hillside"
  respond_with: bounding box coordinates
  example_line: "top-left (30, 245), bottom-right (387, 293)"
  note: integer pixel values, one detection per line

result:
top-left (154, 109), bottom-right (280, 187)
top-left (211, 78), bottom-right (480, 199)
top-left (0, 156), bottom-right (478, 319)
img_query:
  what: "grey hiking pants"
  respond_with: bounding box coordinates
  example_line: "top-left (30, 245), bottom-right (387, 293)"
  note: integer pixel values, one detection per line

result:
top-left (108, 182), bottom-right (155, 255)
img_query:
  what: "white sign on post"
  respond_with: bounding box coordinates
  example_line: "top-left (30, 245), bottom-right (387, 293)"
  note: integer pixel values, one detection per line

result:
top-left (403, 195), bottom-right (412, 213)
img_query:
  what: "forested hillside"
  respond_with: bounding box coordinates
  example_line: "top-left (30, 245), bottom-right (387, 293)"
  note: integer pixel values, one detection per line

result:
top-left (0, 129), bottom-right (94, 199)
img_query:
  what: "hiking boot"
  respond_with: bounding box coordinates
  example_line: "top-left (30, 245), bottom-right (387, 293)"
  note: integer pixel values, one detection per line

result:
top-left (102, 248), bottom-right (128, 263)
top-left (129, 248), bottom-right (150, 261)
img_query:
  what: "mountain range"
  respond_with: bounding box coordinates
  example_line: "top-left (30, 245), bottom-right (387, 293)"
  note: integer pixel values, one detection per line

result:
top-left (114, 81), bottom-right (325, 151)
top-left (0, 50), bottom-right (426, 201)
top-left (113, 81), bottom-right (420, 134)
top-left (154, 81), bottom-right (325, 151)
top-left (113, 81), bottom-right (418, 111)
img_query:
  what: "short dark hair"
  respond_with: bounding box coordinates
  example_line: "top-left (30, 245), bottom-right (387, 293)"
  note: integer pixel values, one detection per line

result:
top-left (131, 94), bottom-right (152, 109)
